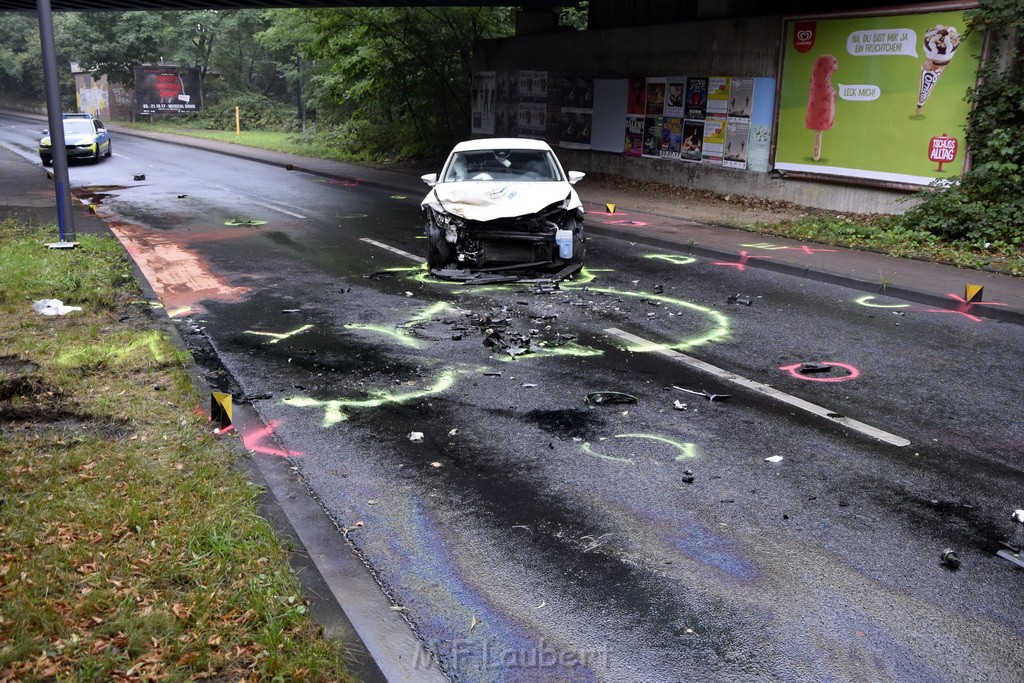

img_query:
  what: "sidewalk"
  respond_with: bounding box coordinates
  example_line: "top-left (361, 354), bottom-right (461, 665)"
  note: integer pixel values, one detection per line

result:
top-left (5, 115), bottom-right (1022, 325)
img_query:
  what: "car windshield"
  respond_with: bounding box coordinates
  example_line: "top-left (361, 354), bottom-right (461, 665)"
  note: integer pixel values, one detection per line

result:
top-left (443, 149), bottom-right (562, 183)
top-left (63, 121), bottom-right (95, 137)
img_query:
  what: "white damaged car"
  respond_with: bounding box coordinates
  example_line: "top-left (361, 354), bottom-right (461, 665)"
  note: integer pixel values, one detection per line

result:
top-left (420, 138), bottom-right (586, 281)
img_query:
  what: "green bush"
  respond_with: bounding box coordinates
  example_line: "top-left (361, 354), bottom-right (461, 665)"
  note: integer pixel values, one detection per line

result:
top-left (184, 92), bottom-right (298, 131)
top-left (889, 0), bottom-right (1024, 252)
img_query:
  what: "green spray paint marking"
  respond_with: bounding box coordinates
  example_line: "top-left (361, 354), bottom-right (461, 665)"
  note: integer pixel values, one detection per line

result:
top-left (586, 287), bottom-right (730, 352)
top-left (643, 254), bottom-right (697, 265)
top-left (854, 295), bottom-right (910, 309)
top-left (283, 370), bottom-right (460, 427)
top-left (343, 323), bottom-right (421, 348)
top-left (344, 301), bottom-right (451, 349)
top-left (582, 434), bottom-right (699, 465)
top-left (246, 324), bottom-right (314, 345)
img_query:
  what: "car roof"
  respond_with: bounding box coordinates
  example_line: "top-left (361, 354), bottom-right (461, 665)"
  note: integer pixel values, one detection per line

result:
top-left (449, 138), bottom-right (553, 153)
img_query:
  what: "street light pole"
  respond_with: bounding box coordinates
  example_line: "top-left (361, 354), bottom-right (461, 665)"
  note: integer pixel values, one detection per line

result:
top-left (36, 0), bottom-right (77, 247)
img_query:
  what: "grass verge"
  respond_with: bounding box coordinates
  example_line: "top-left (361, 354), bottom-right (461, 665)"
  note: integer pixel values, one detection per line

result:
top-left (0, 217), bottom-right (357, 682)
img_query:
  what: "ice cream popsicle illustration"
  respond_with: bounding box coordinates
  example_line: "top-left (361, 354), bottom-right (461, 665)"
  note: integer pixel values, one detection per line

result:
top-left (805, 54), bottom-right (838, 161)
top-left (916, 25), bottom-right (961, 115)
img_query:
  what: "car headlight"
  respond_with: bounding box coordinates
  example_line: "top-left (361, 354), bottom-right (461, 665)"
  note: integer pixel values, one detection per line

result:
top-left (430, 208), bottom-right (465, 231)
top-left (39, 141), bottom-right (50, 149)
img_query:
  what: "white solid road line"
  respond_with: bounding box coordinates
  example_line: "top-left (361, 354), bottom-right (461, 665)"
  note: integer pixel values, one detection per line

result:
top-left (605, 327), bottom-right (911, 448)
top-left (360, 237), bottom-right (426, 263)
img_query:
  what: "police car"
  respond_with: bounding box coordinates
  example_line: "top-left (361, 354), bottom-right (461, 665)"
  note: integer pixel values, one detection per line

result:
top-left (38, 112), bottom-right (112, 165)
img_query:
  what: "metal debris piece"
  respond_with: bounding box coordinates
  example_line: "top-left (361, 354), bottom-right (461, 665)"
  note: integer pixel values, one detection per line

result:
top-left (727, 294), bottom-right (753, 306)
top-left (409, 432), bottom-right (424, 442)
top-left (673, 400), bottom-right (688, 411)
top-left (282, 309), bottom-right (300, 314)
top-left (133, 173), bottom-right (145, 181)
top-left (996, 549), bottom-right (1024, 569)
top-left (940, 548), bottom-right (961, 569)
top-left (798, 362), bottom-right (833, 374)
top-left (1013, 509), bottom-right (1024, 523)
top-left (672, 385), bottom-right (732, 402)
top-left (586, 391), bottom-right (639, 406)
top-left (483, 371), bottom-right (502, 377)
top-left (653, 284), bottom-right (664, 294)
top-left (448, 428), bottom-right (459, 436)
top-left (765, 455), bottom-right (784, 463)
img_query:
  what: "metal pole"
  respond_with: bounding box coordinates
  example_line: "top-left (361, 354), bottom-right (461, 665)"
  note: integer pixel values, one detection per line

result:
top-left (36, 0), bottom-right (76, 246)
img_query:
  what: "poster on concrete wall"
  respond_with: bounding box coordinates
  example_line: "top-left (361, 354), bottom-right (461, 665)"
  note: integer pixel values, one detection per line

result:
top-left (625, 115), bottom-right (644, 156)
top-left (774, 8), bottom-right (980, 185)
top-left (728, 77), bottom-right (754, 119)
top-left (707, 77), bottom-right (731, 117)
top-left (627, 76), bottom-right (645, 115)
top-left (684, 77), bottom-right (708, 120)
top-left (518, 101), bottom-right (547, 139)
top-left (494, 71), bottom-right (515, 136)
top-left (556, 76), bottom-right (594, 149)
top-left (723, 119), bottom-right (750, 169)
top-left (645, 78), bottom-right (666, 117)
top-left (701, 116), bottom-right (726, 164)
top-left (748, 77), bottom-right (777, 172)
top-left (642, 116), bottom-right (663, 158)
top-left (665, 77), bottom-right (687, 117)
top-left (134, 66), bottom-right (201, 114)
top-left (681, 120), bottom-right (704, 162)
top-left (472, 71), bottom-right (496, 135)
top-left (518, 70), bottom-right (548, 101)
top-left (660, 117), bottom-right (683, 159)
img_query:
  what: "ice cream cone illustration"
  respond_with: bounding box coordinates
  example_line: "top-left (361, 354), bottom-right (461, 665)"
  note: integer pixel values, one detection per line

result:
top-left (916, 25), bottom-right (960, 116)
top-left (805, 54), bottom-right (838, 161)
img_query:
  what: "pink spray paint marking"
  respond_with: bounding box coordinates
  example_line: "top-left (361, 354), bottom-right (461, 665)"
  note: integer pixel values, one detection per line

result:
top-left (779, 362), bottom-right (860, 383)
top-left (330, 178), bottom-right (362, 188)
top-left (242, 420), bottom-right (302, 458)
top-left (715, 251), bottom-right (772, 272)
top-left (928, 293), bottom-right (1007, 322)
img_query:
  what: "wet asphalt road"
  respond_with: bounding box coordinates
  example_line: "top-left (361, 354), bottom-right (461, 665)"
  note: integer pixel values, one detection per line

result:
top-left (3, 118), bottom-right (1023, 682)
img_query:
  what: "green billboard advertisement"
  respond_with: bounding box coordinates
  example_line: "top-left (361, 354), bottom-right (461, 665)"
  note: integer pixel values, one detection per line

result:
top-left (775, 8), bottom-right (981, 186)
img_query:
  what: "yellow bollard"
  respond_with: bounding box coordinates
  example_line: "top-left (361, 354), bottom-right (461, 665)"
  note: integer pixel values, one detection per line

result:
top-left (235, 106), bottom-right (240, 136)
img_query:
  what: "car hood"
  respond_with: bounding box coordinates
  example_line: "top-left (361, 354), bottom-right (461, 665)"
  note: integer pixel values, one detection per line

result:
top-left (422, 182), bottom-right (581, 222)
top-left (40, 134), bottom-right (95, 146)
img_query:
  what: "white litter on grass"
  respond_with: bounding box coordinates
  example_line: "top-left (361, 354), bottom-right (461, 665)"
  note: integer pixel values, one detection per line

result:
top-left (1013, 509), bottom-right (1024, 523)
top-left (764, 455), bottom-right (784, 463)
top-left (409, 431), bottom-right (424, 442)
top-left (33, 299), bottom-right (82, 316)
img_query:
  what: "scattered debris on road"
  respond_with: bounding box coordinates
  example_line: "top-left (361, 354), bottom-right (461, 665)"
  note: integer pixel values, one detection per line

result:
top-left (727, 294), bottom-right (754, 306)
top-left (672, 385), bottom-right (732, 402)
top-left (409, 431), bottom-right (425, 442)
top-left (940, 548), bottom-right (961, 569)
top-left (765, 455), bottom-right (784, 463)
top-left (586, 391), bottom-right (639, 406)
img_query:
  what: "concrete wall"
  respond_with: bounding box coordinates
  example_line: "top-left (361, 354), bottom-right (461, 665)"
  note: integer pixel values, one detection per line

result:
top-left (475, 16), bottom-right (920, 214)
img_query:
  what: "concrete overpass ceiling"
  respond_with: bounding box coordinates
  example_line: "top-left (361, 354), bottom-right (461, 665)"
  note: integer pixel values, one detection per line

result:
top-left (0, 0), bottom-right (572, 11)
top-left (587, 0), bottom-right (962, 29)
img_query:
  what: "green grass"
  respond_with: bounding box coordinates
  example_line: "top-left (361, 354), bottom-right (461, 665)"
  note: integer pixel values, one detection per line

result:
top-left (0, 217), bottom-right (357, 682)
top-left (123, 122), bottom-right (360, 164)
top-left (750, 214), bottom-right (1024, 276)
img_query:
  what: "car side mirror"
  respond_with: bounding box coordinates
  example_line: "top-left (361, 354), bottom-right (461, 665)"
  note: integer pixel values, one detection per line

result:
top-left (567, 171), bottom-right (586, 185)
top-left (42, 129), bottom-right (49, 136)
top-left (421, 173), bottom-right (438, 187)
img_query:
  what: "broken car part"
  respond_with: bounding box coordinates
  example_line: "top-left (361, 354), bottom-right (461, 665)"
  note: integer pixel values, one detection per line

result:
top-left (672, 385), bottom-right (733, 402)
top-left (940, 548), bottom-right (961, 569)
top-left (586, 391), bottom-right (639, 406)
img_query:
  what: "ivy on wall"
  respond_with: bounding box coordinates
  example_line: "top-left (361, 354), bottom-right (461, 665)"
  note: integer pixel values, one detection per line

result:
top-left (891, 0), bottom-right (1023, 251)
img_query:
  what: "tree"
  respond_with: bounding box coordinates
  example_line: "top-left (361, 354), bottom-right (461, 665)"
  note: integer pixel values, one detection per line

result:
top-left (264, 7), bottom-right (514, 159)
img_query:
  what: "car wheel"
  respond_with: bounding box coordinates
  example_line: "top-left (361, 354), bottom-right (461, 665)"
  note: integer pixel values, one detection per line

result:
top-left (425, 220), bottom-right (452, 269)
top-left (41, 157), bottom-right (51, 166)
top-left (104, 140), bottom-right (112, 158)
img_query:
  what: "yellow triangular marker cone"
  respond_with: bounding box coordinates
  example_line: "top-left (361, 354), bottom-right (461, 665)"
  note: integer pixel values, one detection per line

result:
top-left (606, 203), bottom-right (616, 214)
top-left (211, 391), bottom-right (232, 429)
top-left (965, 284), bottom-right (983, 303)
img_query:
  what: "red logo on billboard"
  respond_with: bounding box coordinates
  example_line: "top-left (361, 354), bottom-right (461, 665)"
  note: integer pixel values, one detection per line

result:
top-left (794, 21), bottom-right (816, 53)
top-left (928, 133), bottom-right (958, 172)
